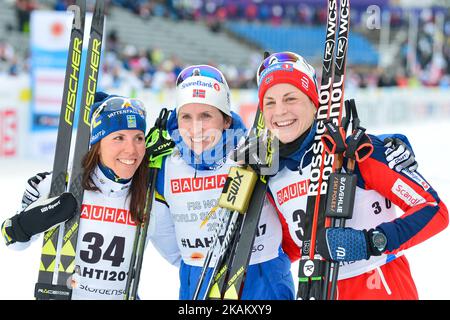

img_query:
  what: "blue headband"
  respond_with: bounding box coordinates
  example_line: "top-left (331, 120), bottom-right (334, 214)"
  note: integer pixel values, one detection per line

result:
top-left (89, 92), bottom-right (147, 146)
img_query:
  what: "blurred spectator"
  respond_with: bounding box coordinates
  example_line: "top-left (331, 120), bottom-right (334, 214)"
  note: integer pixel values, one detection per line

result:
top-left (15, 0), bottom-right (38, 32)
top-left (54, 0), bottom-right (68, 11)
top-left (244, 4), bottom-right (258, 22)
top-left (0, 41), bottom-right (15, 63)
top-left (377, 69), bottom-right (398, 87)
top-left (2, 0), bottom-right (450, 90)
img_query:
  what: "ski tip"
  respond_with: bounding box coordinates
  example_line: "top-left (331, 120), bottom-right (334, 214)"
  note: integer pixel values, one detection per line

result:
top-left (91, 0), bottom-right (106, 29)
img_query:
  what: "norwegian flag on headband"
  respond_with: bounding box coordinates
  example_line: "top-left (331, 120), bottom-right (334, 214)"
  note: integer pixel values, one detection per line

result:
top-left (193, 89), bottom-right (206, 98)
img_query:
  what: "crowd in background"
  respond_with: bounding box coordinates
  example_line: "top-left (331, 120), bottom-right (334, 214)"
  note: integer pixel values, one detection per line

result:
top-left (1, 0), bottom-right (450, 90)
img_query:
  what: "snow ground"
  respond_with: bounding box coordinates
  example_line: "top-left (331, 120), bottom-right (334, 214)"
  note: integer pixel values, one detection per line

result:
top-left (0, 119), bottom-right (449, 300)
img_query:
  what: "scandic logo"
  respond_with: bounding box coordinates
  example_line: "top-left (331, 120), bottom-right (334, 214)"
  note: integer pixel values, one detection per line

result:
top-left (80, 204), bottom-right (137, 226)
top-left (171, 174), bottom-right (228, 193)
top-left (392, 179), bottom-right (426, 207)
top-left (277, 179), bottom-right (309, 205)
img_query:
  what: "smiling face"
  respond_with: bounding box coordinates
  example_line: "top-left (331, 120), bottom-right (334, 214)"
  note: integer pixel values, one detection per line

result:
top-left (262, 83), bottom-right (316, 144)
top-left (98, 129), bottom-right (146, 179)
top-left (177, 103), bottom-right (231, 154)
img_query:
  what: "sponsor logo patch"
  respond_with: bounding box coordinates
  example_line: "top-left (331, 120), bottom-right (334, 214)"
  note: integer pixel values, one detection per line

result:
top-left (170, 174), bottom-right (228, 193)
top-left (392, 178), bottom-right (426, 207)
top-left (402, 169), bottom-right (430, 191)
top-left (80, 204), bottom-right (137, 226)
top-left (181, 80), bottom-right (214, 89)
top-left (277, 179), bottom-right (309, 205)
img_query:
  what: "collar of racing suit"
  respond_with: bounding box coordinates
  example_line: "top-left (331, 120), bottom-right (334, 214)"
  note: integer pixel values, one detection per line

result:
top-left (91, 165), bottom-right (131, 198)
top-left (278, 121), bottom-right (316, 172)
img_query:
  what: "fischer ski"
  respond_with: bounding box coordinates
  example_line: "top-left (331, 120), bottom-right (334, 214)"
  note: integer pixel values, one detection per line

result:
top-left (35, 0), bottom-right (105, 300)
top-left (199, 99), bottom-right (277, 300)
top-left (124, 108), bottom-right (174, 300)
top-left (218, 115), bottom-right (275, 300)
top-left (34, 0), bottom-right (86, 300)
top-left (296, 0), bottom-right (350, 300)
top-left (199, 167), bottom-right (257, 300)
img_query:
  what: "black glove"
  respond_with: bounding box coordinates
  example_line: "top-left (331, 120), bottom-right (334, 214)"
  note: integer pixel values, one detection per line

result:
top-left (384, 137), bottom-right (418, 172)
top-left (232, 129), bottom-right (278, 176)
top-left (316, 227), bottom-right (387, 262)
top-left (2, 192), bottom-right (77, 245)
top-left (21, 172), bottom-right (51, 210)
top-left (145, 108), bottom-right (175, 161)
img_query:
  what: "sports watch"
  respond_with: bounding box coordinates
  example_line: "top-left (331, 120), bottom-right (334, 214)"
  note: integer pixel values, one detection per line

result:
top-left (371, 230), bottom-right (387, 254)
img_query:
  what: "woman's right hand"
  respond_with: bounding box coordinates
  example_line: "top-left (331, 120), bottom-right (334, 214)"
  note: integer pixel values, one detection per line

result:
top-left (2, 192), bottom-right (78, 245)
top-left (21, 172), bottom-right (51, 210)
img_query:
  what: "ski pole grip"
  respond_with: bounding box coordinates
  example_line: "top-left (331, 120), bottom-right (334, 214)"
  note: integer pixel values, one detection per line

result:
top-left (321, 120), bottom-right (347, 155)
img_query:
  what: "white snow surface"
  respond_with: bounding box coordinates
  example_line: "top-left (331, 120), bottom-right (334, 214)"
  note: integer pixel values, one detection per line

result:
top-left (0, 119), bottom-right (449, 300)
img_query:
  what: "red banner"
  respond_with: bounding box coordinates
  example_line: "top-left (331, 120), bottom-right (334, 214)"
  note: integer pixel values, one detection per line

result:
top-left (0, 109), bottom-right (17, 157)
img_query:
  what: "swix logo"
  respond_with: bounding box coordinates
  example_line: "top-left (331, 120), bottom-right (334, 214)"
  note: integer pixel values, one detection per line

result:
top-left (227, 171), bottom-right (244, 205)
top-left (392, 179), bottom-right (426, 207)
top-left (171, 174), bottom-right (228, 193)
top-left (80, 204), bottom-right (137, 226)
top-left (277, 180), bottom-right (309, 205)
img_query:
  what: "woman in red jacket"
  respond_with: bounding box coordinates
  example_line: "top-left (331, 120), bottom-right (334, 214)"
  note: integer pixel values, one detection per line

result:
top-left (257, 51), bottom-right (448, 299)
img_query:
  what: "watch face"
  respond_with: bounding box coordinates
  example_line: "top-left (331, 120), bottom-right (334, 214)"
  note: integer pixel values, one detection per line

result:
top-left (373, 232), bottom-right (387, 251)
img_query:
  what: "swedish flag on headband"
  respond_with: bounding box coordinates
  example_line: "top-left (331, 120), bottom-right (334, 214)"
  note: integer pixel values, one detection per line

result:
top-left (88, 92), bottom-right (147, 146)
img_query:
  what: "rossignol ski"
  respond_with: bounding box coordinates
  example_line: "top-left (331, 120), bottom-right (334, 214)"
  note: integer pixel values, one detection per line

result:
top-left (320, 98), bottom-right (374, 299)
top-left (297, 0), bottom-right (350, 300)
top-left (35, 0), bottom-right (105, 300)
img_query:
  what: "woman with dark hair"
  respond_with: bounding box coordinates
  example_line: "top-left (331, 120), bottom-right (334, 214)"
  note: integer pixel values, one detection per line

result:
top-left (256, 51), bottom-right (448, 299)
top-left (1, 92), bottom-right (150, 299)
top-left (148, 64), bottom-right (296, 300)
